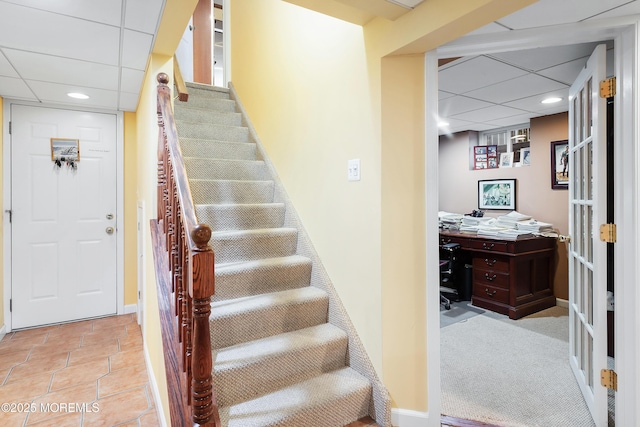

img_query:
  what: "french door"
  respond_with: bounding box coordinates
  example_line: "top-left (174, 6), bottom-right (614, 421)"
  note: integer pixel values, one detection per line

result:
top-left (568, 44), bottom-right (609, 426)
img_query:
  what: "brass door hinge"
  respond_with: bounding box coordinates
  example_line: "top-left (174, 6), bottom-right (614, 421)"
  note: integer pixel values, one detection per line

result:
top-left (601, 369), bottom-right (618, 391)
top-left (600, 224), bottom-right (617, 243)
top-left (600, 77), bottom-right (616, 98)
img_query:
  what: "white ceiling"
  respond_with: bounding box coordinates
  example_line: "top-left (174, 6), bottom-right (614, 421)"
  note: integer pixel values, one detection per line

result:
top-left (0, 0), bottom-right (165, 112)
top-left (438, 0), bottom-right (640, 135)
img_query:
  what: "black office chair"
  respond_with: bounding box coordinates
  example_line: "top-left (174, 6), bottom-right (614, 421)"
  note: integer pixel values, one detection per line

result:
top-left (440, 243), bottom-right (461, 310)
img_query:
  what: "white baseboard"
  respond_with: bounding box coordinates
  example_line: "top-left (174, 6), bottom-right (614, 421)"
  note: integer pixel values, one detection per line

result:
top-left (144, 343), bottom-right (168, 427)
top-left (556, 298), bottom-right (569, 308)
top-left (124, 304), bottom-right (137, 315)
top-left (391, 408), bottom-right (436, 427)
top-left (0, 324), bottom-right (6, 342)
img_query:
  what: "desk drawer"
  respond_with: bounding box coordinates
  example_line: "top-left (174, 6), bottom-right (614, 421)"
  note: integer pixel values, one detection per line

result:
top-left (473, 268), bottom-right (509, 288)
top-left (469, 240), bottom-right (508, 253)
top-left (473, 283), bottom-right (509, 304)
top-left (473, 255), bottom-right (510, 272)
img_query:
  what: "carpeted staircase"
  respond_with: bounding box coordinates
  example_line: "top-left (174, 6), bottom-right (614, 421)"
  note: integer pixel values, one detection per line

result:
top-left (174, 82), bottom-right (391, 427)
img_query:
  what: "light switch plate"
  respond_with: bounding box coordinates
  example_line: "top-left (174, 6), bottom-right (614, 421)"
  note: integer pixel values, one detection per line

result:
top-left (348, 159), bottom-right (361, 181)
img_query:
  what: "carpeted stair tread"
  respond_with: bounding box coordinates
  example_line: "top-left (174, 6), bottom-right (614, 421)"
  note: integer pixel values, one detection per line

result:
top-left (196, 202), bottom-right (285, 231)
top-left (180, 138), bottom-right (256, 159)
top-left (209, 287), bottom-right (329, 349)
top-left (219, 367), bottom-right (371, 427)
top-left (213, 323), bottom-right (348, 407)
top-left (180, 96), bottom-right (237, 112)
top-left (213, 255), bottom-right (312, 301)
top-left (190, 179), bottom-right (274, 205)
top-left (184, 82), bottom-right (230, 99)
top-left (177, 121), bottom-right (250, 142)
top-left (181, 138), bottom-right (256, 161)
top-left (185, 158), bottom-right (269, 181)
top-left (212, 227), bottom-right (298, 264)
top-left (175, 108), bottom-right (242, 126)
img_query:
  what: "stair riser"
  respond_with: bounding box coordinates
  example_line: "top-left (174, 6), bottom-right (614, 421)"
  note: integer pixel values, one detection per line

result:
top-left (196, 204), bottom-right (285, 232)
top-left (213, 258), bottom-right (312, 301)
top-left (175, 109), bottom-right (242, 126)
top-left (177, 122), bottom-right (250, 142)
top-left (214, 337), bottom-right (348, 407)
top-left (181, 97), bottom-right (236, 112)
top-left (209, 296), bottom-right (328, 349)
top-left (181, 139), bottom-right (256, 161)
top-left (212, 231), bottom-right (298, 264)
top-left (190, 180), bottom-right (274, 205)
top-left (185, 159), bottom-right (269, 181)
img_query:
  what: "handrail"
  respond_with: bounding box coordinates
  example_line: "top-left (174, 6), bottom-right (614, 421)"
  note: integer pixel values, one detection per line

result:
top-left (154, 72), bottom-right (219, 427)
top-left (173, 55), bottom-right (189, 102)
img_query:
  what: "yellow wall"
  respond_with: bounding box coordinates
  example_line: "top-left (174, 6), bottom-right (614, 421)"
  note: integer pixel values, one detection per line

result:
top-left (124, 112), bottom-right (138, 306)
top-left (0, 97), bottom-right (3, 330)
top-left (230, 0), bottom-right (534, 412)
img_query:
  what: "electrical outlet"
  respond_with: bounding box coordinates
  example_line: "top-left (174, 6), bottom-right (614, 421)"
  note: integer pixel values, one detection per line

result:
top-left (348, 159), bottom-right (361, 181)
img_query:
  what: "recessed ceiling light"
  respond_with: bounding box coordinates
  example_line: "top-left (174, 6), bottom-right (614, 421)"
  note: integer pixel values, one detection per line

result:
top-left (438, 121), bottom-right (450, 128)
top-left (542, 97), bottom-right (562, 104)
top-left (67, 92), bottom-right (89, 100)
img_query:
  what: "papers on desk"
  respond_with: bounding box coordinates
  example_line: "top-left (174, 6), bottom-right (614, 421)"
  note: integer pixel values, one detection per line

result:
top-left (516, 219), bottom-right (554, 233)
top-left (439, 210), bottom-right (555, 239)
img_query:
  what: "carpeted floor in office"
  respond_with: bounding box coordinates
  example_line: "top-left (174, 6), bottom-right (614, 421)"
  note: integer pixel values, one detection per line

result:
top-left (440, 303), bottom-right (609, 427)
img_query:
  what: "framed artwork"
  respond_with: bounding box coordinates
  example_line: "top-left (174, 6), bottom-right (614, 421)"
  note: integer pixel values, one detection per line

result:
top-left (478, 179), bottom-right (516, 210)
top-left (51, 138), bottom-right (80, 168)
top-left (550, 140), bottom-right (569, 189)
top-left (474, 145), bottom-right (498, 170)
top-left (520, 147), bottom-right (531, 166)
top-left (499, 152), bottom-right (514, 168)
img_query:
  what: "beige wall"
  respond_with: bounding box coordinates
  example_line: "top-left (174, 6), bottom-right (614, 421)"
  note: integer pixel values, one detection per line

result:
top-left (439, 112), bottom-right (569, 299)
top-left (229, 0), bottom-right (534, 412)
top-left (0, 97), bottom-right (3, 328)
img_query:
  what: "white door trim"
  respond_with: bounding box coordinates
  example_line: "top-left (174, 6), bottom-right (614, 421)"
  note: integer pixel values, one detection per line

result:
top-left (427, 17), bottom-right (640, 424)
top-left (2, 99), bottom-right (125, 332)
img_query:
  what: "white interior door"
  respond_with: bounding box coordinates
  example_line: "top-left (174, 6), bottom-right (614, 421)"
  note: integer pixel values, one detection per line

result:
top-left (568, 44), bottom-right (609, 426)
top-left (11, 105), bottom-right (117, 329)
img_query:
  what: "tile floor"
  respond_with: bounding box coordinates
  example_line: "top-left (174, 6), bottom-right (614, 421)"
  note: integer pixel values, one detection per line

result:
top-left (0, 314), bottom-right (159, 427)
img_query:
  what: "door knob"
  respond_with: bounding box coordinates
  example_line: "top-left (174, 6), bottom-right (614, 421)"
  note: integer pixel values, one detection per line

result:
top-left (106, 227), bottom-right (115, 235)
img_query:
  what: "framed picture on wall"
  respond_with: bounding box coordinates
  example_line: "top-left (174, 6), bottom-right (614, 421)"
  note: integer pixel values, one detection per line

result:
top-left (478, 179), bottom-right (516, 210)
top-left (474, 145), bottom-right (498, 170)
top-left (550, 140), bottom-right (569, 189)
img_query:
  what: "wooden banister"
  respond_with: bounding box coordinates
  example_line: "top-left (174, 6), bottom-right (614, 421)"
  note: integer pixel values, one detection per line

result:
top-left (174, 55), bottom-right (189, 102)
top-left (153, 72), bottom-right (219, 427)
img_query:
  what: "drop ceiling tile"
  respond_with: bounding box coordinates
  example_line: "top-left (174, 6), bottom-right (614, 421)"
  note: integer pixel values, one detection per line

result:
top-left (0, 51), bottom-right (19, 78)
top-left (4, 49), bottom-right (118, 90)
top-left (125, 0), bottom-right (164, 34)
top-left (0, 76), bottom-right (38, 100)
top-left (585, 0), bottom-right (640, 20)
top-left (121, 30), bottom-right (153, 70)
top-left (438, 56), bottom-right (473, 71)
top-left (0, 2), bottom-right (120, 66)
top-left (464, 74), bottom-right (567, 105)
top-left (537, 57), bottom-right (589, 85)
top-left (27, 81), bottom-right (118, 110)
top-left (496, 0), bottom-right (630, 30)
top-left (2, 0), bottom-right (123, 26)
top-left (484, 113), bottom-right (535, 129)
top-left (438, 56), bottom-right (528, 94)
top-left (489, 43), bottom-right (599, 72)
top-left (504, 88), bottom-right (570, 112)
top-left (453, 105), bottom-right (529, 123)
top-left (119, 92), bottom-right (140, 111)
top-left (439, 90), bottom-right (455, 101)
top-left (120, 68), bottom-right (145, 94)
top-left (465, 22), bottom-right (510, 37)
top-left (439, 96), bottom-right (493, 117)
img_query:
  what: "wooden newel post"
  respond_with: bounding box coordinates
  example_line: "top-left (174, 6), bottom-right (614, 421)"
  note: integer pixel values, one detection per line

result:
top-left (190, 224), bottom-right (217, 426)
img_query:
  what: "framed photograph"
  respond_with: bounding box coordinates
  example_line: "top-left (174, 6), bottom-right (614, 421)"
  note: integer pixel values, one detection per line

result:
top-left (478, 179), bottom-right (516, 210)
top-left (473, 145), bottom-right (498, 170)
top-left (51, 138), bottom-right (80, 162)
top-left (499, 152), bottom-right (514, 168)
top-left (550, 140), bottom-right (569, 189)
top-left (520, 147), bottom-right (531, 166)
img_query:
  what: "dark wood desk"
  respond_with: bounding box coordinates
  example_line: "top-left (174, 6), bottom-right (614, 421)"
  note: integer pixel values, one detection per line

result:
top-left (440, 230), bottom-right (556, 319)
